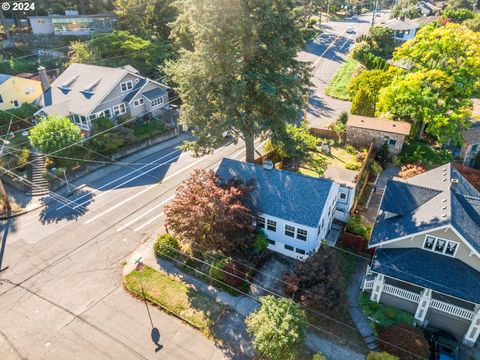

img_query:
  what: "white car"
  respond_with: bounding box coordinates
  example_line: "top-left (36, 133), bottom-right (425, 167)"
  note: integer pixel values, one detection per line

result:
top-left (346, 27), bottom-right (355, 34)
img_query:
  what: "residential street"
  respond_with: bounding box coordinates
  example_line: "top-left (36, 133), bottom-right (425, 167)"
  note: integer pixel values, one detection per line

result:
top-left (299, 11), bottom-right (390, 128)
top-left (0, 136), bottom-right (266, 360)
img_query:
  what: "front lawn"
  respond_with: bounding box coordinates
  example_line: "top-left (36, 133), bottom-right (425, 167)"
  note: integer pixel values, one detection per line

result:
top-left (325, 58), bottom-right (361, 100)
top-left (124, 265), bottom-right (224, 337)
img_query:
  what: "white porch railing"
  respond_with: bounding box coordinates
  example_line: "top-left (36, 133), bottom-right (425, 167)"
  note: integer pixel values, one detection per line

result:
top-left (383, 284), bottom-right (421, 303)
top-left (363, 280), bottom-right (374, 290)
top-left (430, 299), bottom-right (475, 321)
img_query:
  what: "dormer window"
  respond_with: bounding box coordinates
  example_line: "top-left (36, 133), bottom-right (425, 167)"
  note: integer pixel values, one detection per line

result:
top-left (423, 235), bottom-right (459, 257)
top-left (121, 81), bottom-right (133, 92)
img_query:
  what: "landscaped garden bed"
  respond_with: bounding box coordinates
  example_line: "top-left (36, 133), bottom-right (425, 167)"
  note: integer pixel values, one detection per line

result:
top-left (124, 264), bottom-right (224, 337)
top-left (325, 57), bottom-right (363, 100)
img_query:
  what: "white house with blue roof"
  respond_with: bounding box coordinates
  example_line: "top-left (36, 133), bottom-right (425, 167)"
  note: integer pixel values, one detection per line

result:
top-left (362, 163), bottom-right (480, 346)
top-left (216, 158), bottom-right (340, 260)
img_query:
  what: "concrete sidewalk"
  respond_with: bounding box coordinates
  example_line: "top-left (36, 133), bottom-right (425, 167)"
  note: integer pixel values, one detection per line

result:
top-left (124, 238), bottom-right (366, 360)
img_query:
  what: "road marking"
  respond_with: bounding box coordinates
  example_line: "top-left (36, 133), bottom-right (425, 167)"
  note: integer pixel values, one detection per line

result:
top-left (134, 212), bottom-right (165, 232)
top-left (312, 29), bottom-right (347, 70)
top-left (116, 195), bottom-right (175, 232)
top-left (55, 148), bottom-right (182, 211)
top-left (71, 152), bottom-right (181, 211)
top-left (85, 155), bottom-right (208, 224)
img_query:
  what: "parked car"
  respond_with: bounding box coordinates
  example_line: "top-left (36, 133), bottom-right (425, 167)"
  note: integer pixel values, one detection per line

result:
top-left (429, 330), bottom-right (460, 360)
top-left (346, 27), bottom-right (355, 34)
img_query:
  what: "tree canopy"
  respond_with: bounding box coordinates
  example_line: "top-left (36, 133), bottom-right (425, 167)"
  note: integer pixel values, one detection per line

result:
top-left (164, 169), bottom-right (255, 255)
top-left (246, 295), bottom-right (307, 360)
top-left (166, 0), bottom-right (310, 162)
top-left (29, 116), bottom-right (82, 166)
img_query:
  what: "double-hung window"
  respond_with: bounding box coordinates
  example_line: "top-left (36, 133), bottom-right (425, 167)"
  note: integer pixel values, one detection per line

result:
top-left (256, 216), bottom-right (265, 229)
top-left (133, 98), bottom-right (144, 107)
top-left (285, 225), bottom-right (295, 237)
top-left (267, 220), bottom-right (277, 232)
top-left (113, 103), bottom-right (126, 116)
top-left (296, 228), bottom-right (308, 241)
top-left (284, 244), bottom-right (294, 251)
top-left (120, 81), bottom-right (133, 92)
top-left (423, 235), bottom-right (458, 257)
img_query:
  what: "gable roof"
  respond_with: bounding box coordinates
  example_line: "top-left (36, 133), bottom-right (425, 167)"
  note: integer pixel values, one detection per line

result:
top-left (215, 158), bottom-right (335, 228)
top-left (36, 63), bottom-right (145, 117)
top-left (370, 163), bottom-right (480, 253)
top-left (371, 248), bottom-right (480, 304)
top-left (347, 115), bottom-right (411, 136)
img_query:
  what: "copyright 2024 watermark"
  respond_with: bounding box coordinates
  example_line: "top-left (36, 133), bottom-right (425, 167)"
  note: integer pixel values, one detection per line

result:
top-left (1, 2), bottom-right (35, 11)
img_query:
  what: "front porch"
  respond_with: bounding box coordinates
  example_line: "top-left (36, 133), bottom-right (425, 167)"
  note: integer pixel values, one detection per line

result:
top-left (362, 270), bottom-right (480, 346)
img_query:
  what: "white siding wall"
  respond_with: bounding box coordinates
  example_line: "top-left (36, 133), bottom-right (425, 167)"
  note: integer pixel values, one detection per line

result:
top-left (29, 18), bottom-right (55, 34)
top-left (334, 185), bottom-right (354, 222)
top-left (258, 182), bottom-right (339, 260)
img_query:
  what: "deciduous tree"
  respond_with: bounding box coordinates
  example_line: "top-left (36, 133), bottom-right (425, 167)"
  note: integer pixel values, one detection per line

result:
top-left (29, 116), bottom-right (82, 156)
top-left (246, 296), bottom-right (307, 360)
top-left (166, 0), bottom-right (310, 162)
top-left (164, 169), bottom-right (255, 255)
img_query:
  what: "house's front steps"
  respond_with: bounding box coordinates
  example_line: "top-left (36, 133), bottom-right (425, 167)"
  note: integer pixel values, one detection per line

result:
top-left (28, 152), bottom-right (49, 196)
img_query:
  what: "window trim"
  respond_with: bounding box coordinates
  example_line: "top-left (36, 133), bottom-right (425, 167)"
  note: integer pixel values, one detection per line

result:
top-left (267, 219), bottom-right (277, 232)
top-left (423, 235), bottom-right (459, 257)
top-left (0, 94), bottom-right (3, 104)
top-left (256, 216), bottom-right (265, 229)
top-left (13, 100), bottom-right (20, 108)
top-left (296, 228), bottom-right (308, 241)
top-left (284, 244), bottom-right (294, 251)
top-left (267, 239), bottom-right (275, 245)
top-left (133, 98), bottom-right (145, 107)
top-left (120, 81), bottom-right (133, 93)
top-left (284, 224), bottom-right (295, 238)
top-left (113, 103), bottom-right (126, 116)
top-left (151, 96), bottom-right (165, 108)
top-left (295, 248), bottom-right (306, 255)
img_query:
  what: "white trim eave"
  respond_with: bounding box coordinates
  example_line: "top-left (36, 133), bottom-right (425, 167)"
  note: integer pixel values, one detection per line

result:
top-left (449, 225), bottom-right (480, 259)
top-left (370, 270), bottom-right (479, 307)
top-left (127, 80), bottom-right (150, 105)
top-left (368, 225), bottom-right (450, 249)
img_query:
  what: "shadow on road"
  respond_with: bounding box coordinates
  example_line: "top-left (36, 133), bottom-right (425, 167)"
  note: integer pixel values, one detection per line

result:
top-left (151, 327), bottom-right (163, 353)
top-left (38, 189), bottom-right (93, 224)
top-left (0, 218), bottom-right (12, 272)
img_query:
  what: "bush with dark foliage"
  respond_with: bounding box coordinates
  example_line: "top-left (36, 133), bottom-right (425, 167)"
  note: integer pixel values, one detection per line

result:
top-left (378, 324), bottom-right (430, 360)
top-left (283, 245), bottom-right (346, 315)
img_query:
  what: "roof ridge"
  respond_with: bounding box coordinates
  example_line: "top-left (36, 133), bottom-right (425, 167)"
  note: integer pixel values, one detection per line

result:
top-left (393, 178), bottom-right (442, 194)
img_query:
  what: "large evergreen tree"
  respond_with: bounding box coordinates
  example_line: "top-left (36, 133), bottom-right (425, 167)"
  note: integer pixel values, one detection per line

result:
top-left (166, 0), bottom-right (310, 162)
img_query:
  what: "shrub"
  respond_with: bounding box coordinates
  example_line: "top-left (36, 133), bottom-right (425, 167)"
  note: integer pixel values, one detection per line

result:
top-left (253, 231), bottom-right (268, 253)
top-left (345, 145), bottom-right (357, 155)
top-left (209, 258), bottom-right (226, 282)
top-left (370, 160), bottom-right (383, 175)
top-left (346, 162), bottom-right (361, 170)
top-left (337, 111), bottom-right (349, 125)
top-left (223, 261), bottom-right (246, 287)
top-left (378, 324), bottom-right (430, 360)
top-left (351, 88), bottom-right (376, 116)
top-left (356, 151), bottom-right (367, 162)
top-left (367, 352), bottom-right (399, 360)
top-left (398, 142), bottom-right (453, 169)
top-left (153, 233), bottom-right (180, 259)
top-left (312, 353), bottom-right (327, 360)
top-left (398, 164), bottom-right (426, 179)
top-left (16, 148), bottom-right (30, 169)
top-left (346, 216), bottom-right (370, 240)
top-left (359, 293), bottom-right (414, 331)
top-left (442, 8), bottom-right (475, 22)
top-left (307, 18), bottom-right (317, 28)
top-left (383, 307), bottom-right (396, 320)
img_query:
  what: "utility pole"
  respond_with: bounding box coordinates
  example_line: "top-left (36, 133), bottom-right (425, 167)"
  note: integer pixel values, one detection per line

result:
top-left (371, 0), bottom-right (379, 27)
top-left (0, 8), bottom-right (11, 42)
top-left (326, 0), bottom-right (330, 20)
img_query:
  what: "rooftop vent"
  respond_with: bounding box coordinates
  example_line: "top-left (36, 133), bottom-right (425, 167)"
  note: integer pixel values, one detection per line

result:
top-left (263, 160), bottom-right (274, 170)
top-left (450, 178), bottom-right (459, 188)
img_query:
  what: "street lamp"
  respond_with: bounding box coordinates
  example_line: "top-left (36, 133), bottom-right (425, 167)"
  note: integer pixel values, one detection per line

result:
top-left (134, 257), bottom-right (154, 328)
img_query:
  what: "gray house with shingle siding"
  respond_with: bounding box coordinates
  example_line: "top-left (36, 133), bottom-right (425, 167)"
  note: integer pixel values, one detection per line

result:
top-left (362, 163), bottom-right (480, 346)
top-left (35, 63), bottom-right (169, 131)
top-left (216, 158), bottom-right (340, 260)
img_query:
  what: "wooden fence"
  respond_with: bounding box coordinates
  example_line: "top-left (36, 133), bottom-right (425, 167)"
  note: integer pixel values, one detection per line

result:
top-left (340, 231), bottom-right (373, 254)
top-left (310, 127), bottom-right (346, 144)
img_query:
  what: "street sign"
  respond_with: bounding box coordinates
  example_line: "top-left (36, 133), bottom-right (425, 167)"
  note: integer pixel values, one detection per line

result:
top-left (134, 256), bottom-right (143, 272)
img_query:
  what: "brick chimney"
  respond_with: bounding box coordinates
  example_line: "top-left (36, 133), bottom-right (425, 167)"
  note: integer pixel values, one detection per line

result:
top-left (37, 66), bottom-right (50, 92)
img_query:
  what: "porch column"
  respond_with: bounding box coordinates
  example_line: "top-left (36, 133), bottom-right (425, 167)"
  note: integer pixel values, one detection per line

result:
top-left (464, 306), bottom-right (480, 346)
top-left (370, 274), bottom-right (384, 303)
top-left (361, 265), bottom-right (371, 291)
top-left (414, 288), bottom-right (432, 325)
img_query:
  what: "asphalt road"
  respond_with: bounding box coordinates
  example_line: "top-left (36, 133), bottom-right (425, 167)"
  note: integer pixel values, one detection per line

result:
top-left (0, 136), bottom-right (267, 360)
top-left (299, 11), bottom-right (391, 128)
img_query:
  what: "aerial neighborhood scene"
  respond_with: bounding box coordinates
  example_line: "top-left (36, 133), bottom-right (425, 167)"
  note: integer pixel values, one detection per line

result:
top-left (0, 0), bottom-right (479, 359)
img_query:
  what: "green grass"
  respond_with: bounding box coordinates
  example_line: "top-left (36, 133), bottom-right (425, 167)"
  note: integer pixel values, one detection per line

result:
top-left (124, 265), bottom-right (224, 337)
top-left (133, 119), bottom-right (168, 141)
top-left (325, 58), bottom-right (360, 100)
top-left (359, 292), bottom-right (414, 334)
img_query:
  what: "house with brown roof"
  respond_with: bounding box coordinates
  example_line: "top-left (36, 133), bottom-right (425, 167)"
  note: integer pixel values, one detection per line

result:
top-left (346, 115), bottom-right (411, 155)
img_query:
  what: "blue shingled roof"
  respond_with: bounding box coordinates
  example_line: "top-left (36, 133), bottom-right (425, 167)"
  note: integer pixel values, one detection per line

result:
top-left (370, 163), bottom-right (480, 253)
top-left (142, 87), bottom-right (166, 100)
top-left (0, 74), bottom-right (11, 85)
top-left (371, 248), bottom-right (480, 304)
top-left (215, 158), bottom-right (334, 228)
